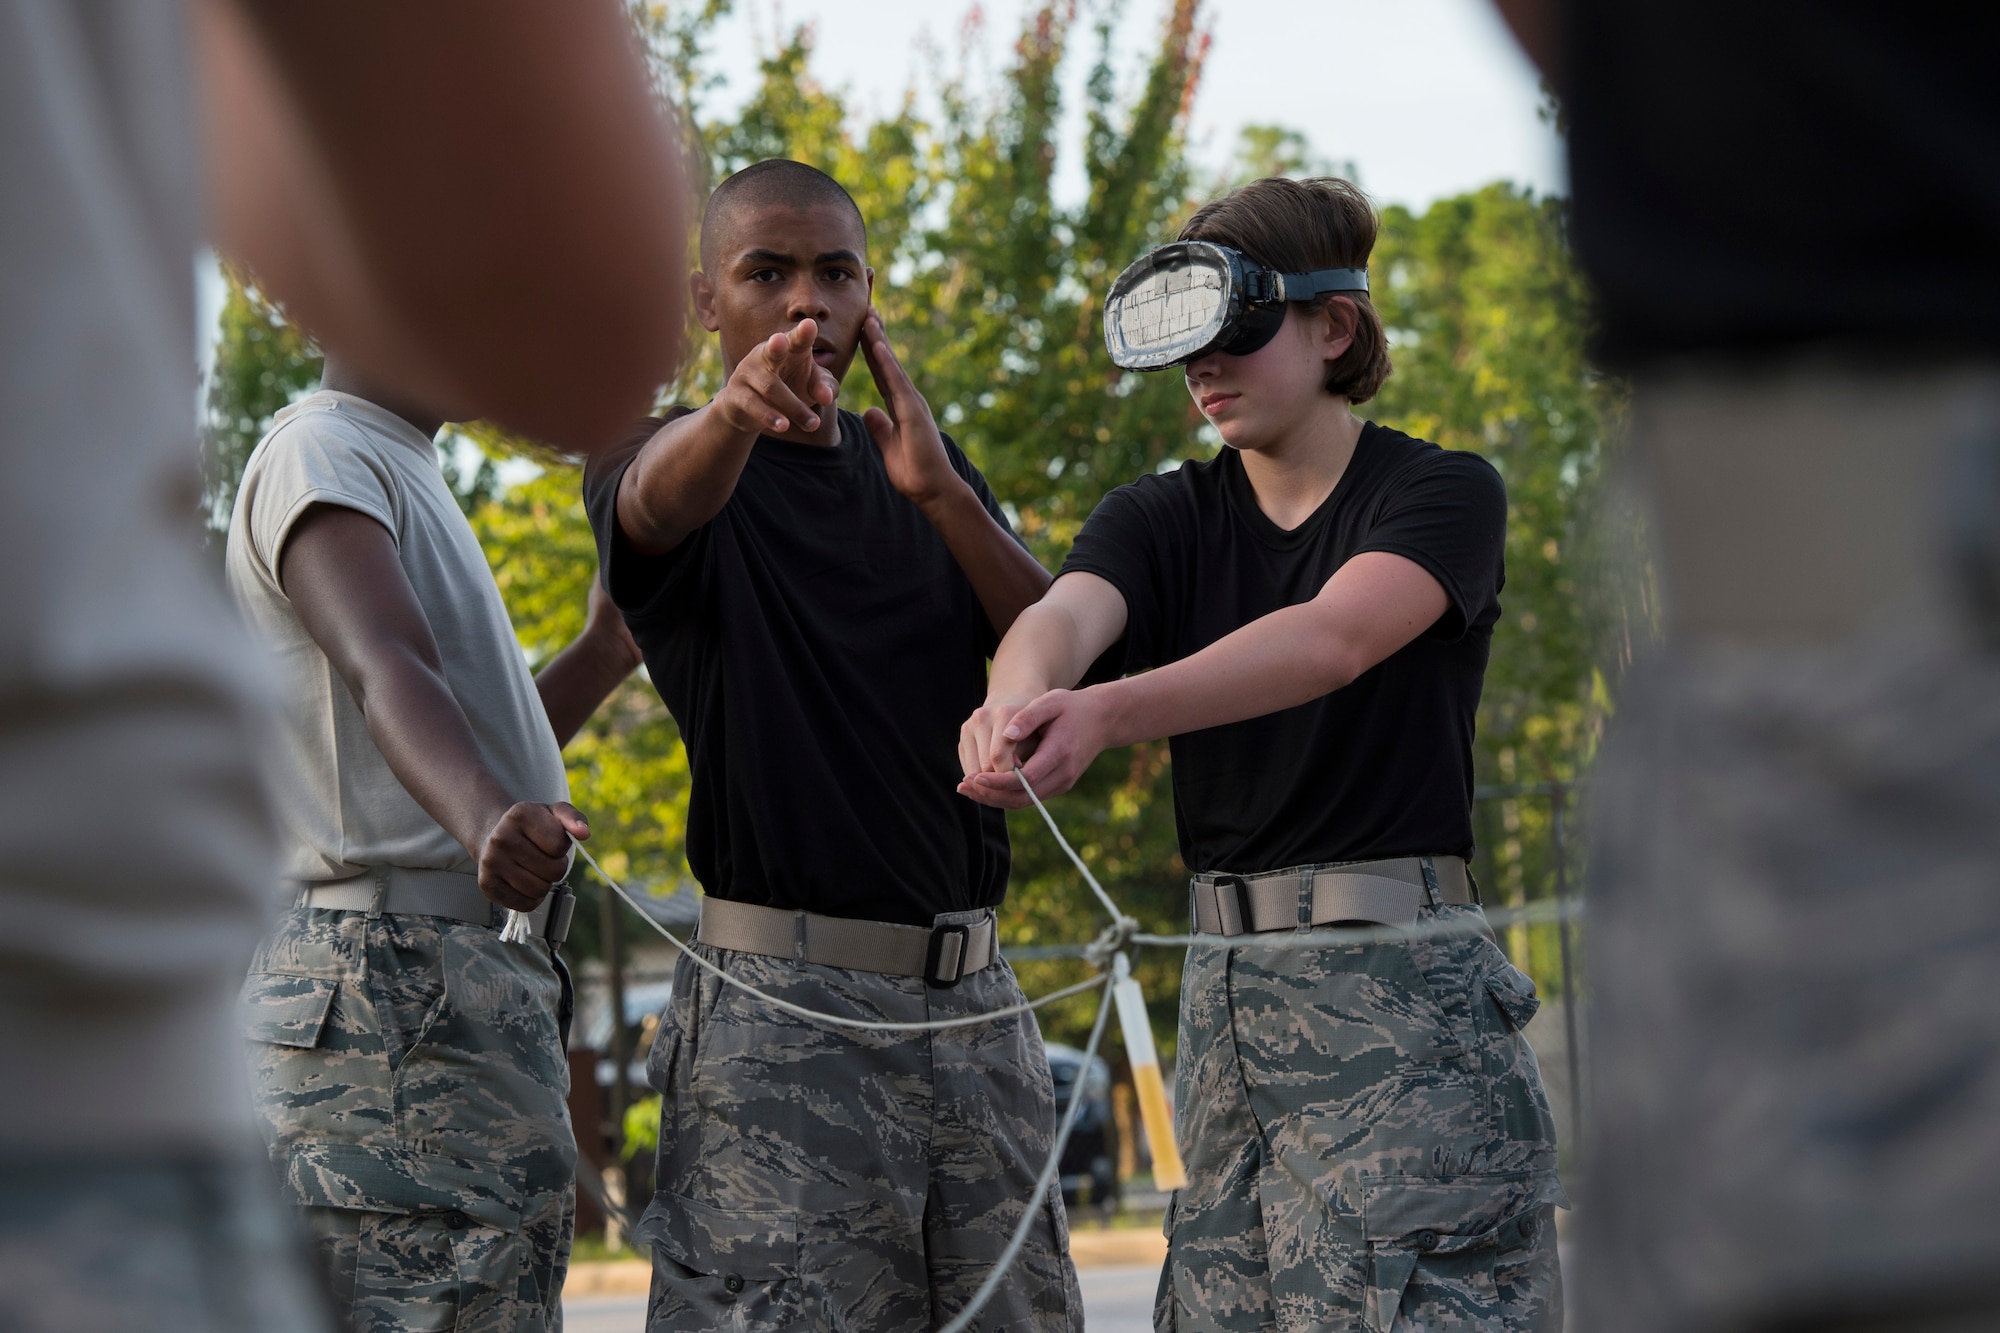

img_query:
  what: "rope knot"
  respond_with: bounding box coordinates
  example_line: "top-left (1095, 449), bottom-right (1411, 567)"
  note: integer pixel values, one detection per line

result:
top-left (1085, 914), bottom-right (1139, 970)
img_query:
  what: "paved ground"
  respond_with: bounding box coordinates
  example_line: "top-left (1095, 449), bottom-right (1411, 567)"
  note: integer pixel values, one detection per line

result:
top-left (561, 1262), bottom-right (1163, 1332)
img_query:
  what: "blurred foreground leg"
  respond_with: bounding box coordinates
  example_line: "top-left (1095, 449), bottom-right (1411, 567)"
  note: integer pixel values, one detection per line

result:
top-left (0, 1155), bottom-right (332, 1333)
top-left (1578, 361), bottom-right (2000, 1332)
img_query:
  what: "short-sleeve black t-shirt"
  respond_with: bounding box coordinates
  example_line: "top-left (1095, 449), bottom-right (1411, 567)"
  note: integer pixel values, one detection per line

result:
top-left (1061, 423), bottom-right (1505, 875)
top-left (1564, 3), bottom-right (2000, 366)
top-left (582, 407), bottom-right (1015, 927)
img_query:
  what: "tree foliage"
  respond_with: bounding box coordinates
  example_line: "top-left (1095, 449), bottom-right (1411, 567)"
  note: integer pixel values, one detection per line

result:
top-left (199, 0), bottom-right (1621, 1051)
top-left (201, 268), bottom-right (321, 532)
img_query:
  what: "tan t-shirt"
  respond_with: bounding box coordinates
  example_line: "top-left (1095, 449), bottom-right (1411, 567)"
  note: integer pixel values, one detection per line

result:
top-left (227, 391), bottom-right (567, 881)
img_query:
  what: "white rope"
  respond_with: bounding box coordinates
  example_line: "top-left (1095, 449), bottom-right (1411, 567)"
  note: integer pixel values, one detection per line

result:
top-left (1010, 766), bottom-right (1131, 929)
top-left (572, 841), bottom-right (1108, 1033)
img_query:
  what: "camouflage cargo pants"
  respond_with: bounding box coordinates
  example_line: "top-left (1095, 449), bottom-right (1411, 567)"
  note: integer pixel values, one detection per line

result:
top-left (0, 1154), bottom-right (333, 1333)
top-left (242, 907), bottom-right (576, 1333)
top-left (1578, 640), bottom-right (2000, 1332)
top-left (1161, 906), bottom-right (1565, 1332)
top-left (639, 935), bottom-right (1084, 1332)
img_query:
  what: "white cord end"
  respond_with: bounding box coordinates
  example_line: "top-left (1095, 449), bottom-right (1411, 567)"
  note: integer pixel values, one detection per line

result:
top-left (498, 908), bottom-right (534, 944)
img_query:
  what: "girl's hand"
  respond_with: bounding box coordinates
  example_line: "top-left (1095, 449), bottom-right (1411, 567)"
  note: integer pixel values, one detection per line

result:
top-left (959, 694), bottom-right (1031, 785)
top-left (956, 687), bottom-right (1115, 808)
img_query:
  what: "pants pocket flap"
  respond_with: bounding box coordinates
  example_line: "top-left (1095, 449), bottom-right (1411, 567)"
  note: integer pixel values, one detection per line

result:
top-left (1364, 1175), bottom-right (1553, 1255)
top-left (240, 972), bottom-right (338, 1049)
top-left (277, 1142), bottom-right (525, 1233)
top-left (1482, 963), bottom-right (1542, 1031)
top-left (636, 1190), bottom-right (798, 1279)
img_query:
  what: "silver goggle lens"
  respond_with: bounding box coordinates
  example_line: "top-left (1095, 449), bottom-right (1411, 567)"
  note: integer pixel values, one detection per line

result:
top-left (1104, 244), bottom-right (1233, 371)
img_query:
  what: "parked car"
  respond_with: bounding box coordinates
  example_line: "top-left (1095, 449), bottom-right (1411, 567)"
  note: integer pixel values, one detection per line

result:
top-left (1045, 1042), bottom-right (1119, 1212)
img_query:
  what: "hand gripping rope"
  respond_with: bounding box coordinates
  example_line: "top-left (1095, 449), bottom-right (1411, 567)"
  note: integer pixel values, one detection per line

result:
top-left (570, 768), bottom-right (1583, 1331)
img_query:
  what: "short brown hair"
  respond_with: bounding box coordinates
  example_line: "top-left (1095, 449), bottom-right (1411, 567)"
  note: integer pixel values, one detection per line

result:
top-left (1178, 177), bottom-right (1392, 403)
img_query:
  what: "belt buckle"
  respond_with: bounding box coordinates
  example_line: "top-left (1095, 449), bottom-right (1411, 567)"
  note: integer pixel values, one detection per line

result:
top-left (925, 923), bottom-right (971, 988)
top-left (1213, 874), bottom-right (1254, 936)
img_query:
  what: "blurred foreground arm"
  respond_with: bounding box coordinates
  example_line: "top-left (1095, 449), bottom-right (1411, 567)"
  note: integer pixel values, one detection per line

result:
top-left (1491, 0), bottom-right (1558, 86)
top-left (197, 0), bottom-right (687, 450)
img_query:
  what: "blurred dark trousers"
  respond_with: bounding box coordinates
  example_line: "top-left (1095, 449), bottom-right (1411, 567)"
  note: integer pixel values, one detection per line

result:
top-left (0, 1154), bottom-right (332, 1333)
top-left (1575, 361), bottom-right (2000, 1333)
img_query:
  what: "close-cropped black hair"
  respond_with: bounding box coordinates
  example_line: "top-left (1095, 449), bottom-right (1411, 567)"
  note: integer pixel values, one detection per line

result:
top-left (700, 159), bottom-right (867, 270)
top-left (1179, 176), bottom-right (1392, 403)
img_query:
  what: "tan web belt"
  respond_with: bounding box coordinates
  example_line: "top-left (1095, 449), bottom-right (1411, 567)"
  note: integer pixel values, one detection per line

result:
top-left (298, 865), bottom-right (575, 944)
top-left (697, 897), bottom-right (999, 988)
top-left (1189, 855), bottom-right (1476, 937)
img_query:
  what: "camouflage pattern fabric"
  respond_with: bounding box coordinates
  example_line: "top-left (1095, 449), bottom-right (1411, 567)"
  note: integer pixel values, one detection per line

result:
top-left (638, 920), bottom-right (1083, 1332)
top-left (1578, 639), bottom-right (2000, 1333)
top-left (242, 906), bottom-right (575, 1333)
top-left (1160, 904), bottom-right (1565, 1332)
top-left (0, 1154), bottom-right (334, 1333)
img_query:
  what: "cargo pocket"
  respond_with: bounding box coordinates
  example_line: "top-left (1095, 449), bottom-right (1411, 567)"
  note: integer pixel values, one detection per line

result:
top-left (1482, 963), bottom-right (1542, 1033)
top-left (1362, 1181), bottom-right (1551, 1333)
top-left (281, 1143), bottom-right (535, 1331)
top-left (241, 972), bottom-right (339, 1048)
top-left (637, 1191), bottom-right (805, 1332)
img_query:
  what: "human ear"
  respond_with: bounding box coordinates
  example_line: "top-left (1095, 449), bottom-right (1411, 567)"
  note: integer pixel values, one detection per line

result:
top-left (1320, 296), bottom-right (1358, 363)
top-left (690, 271), bottom-right (721, 333)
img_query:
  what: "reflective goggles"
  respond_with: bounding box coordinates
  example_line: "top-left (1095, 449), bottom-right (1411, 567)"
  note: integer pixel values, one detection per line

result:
top-left (1101, 240), bottom-right (1369, 372)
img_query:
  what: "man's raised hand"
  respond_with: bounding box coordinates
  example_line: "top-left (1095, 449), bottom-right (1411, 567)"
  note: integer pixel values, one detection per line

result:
top-left (860, 310), bottom-right (959, 505)
top-left (712, 318), bottom-right (838, 438)
top-left (478, 800), bottom-right (589, 912)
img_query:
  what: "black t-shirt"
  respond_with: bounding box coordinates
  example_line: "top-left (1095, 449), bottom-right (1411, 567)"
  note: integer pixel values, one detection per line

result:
top-left (582, 407), bottom-right (1015, 927)
top-left (1565, 3), bottom-right (2000, 367)
top-left (1061, 423), bottom-right (1505, 874)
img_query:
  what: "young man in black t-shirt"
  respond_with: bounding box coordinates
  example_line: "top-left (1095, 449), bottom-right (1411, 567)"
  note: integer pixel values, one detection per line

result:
top-left (961, 178), bottom-right (1564, 1331)
top-left (581, 159), bottom-right (1081, 1332)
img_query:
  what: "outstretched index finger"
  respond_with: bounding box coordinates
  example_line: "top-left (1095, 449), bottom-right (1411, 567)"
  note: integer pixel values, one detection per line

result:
top-left (762, 317), bottom-right (819, 379)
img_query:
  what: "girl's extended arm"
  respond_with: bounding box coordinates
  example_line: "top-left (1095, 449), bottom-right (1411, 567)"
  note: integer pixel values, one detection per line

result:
top-left (958, 551), bottom-right (1447, 809)
top-left (956, 572), bottom-right (1128, 791)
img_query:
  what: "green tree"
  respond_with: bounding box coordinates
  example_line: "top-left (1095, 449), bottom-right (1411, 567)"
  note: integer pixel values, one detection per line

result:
top-left (1369, 187), bottom-right (1619, 986)
top-left (201, 267), bottom-right (321, 533)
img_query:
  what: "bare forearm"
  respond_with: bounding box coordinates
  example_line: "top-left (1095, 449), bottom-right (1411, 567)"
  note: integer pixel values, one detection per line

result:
top-left (918, 481), bottom-right (1052, 638)
top-left (349, 652), bottom-right (516, 859)
top-left (1091, 602), bottom-right (1359, 747)
top-left (536, 627), bottom-right (640, 748)
top-left (988, 599), bottom-right (1099, 701)
top-left (617, 407), bottom-right (759, 555)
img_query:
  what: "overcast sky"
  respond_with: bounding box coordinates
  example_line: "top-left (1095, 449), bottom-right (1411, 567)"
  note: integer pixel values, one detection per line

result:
top-left (694, 0), bottom-right (1564, 210)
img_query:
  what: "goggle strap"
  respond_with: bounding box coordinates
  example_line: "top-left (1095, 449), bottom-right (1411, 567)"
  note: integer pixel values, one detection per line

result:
top-left (1258, 267), bottom-right (1370, 303)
